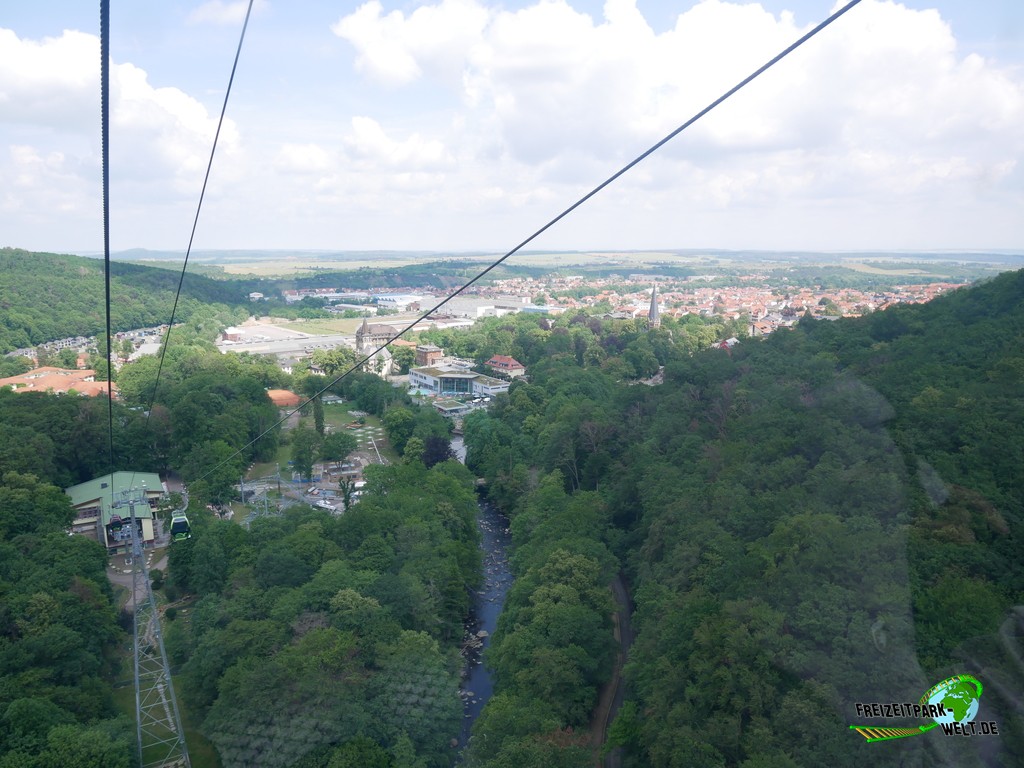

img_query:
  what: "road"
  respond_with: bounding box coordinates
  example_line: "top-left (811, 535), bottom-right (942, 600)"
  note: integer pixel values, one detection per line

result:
top-left (591, 572), bottom-right (635, 768)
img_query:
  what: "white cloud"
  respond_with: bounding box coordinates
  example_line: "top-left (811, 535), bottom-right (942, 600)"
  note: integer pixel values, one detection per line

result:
top-left (331, 0), bottom-right (1023, 222)
top-left (345, 116), bottom-right (453, 171)
top-left (187, 0), bottom-right (268, 26)
top-left (275, 143), bottom-right (334, 174)
top-left (332, 0), bottom-right (490, 86)
top-left (0, 28), bottom-right (98, 128)
top-left (0, 25), bottom-right (243, 248)
top-left (1, 1), bottom-right (1022, 252)
top-left (112, 61), bottom-right (240, 189)
top-left (5, 145), bottom-right (90, 208)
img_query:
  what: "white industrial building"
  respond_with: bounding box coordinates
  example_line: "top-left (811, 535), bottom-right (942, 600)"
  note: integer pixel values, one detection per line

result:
top-left (408, 364), bottom-right (510, 398)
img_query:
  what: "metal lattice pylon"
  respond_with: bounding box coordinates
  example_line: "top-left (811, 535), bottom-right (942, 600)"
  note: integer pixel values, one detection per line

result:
top-left (121, 490), bottom-right (191, 768)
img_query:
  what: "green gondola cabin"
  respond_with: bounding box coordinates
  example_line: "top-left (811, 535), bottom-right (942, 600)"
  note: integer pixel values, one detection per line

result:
top-left (169, 513), bottom-right (192, 541)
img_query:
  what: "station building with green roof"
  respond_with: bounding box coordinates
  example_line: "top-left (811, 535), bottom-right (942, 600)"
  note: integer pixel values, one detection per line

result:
top-left (64, 471), bottom-right (165, 554)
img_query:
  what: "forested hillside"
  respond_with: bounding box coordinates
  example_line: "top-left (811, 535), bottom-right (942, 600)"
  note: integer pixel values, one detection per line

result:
top-left (0, 248), bottom-right (250, 352)
top-left (1, 322), bottom-right (478, 766)
top-left (0, 472), bottom-right (135, 768)
top-left (462, 270), bottom-right (1023, 767)
top-left (0, 345), bottom-right (294, 766)
top-left (167, 461), bottom-right (480, 768)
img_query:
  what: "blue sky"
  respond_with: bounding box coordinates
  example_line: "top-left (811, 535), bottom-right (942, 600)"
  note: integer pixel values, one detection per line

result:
top-left (1, 0), bottom-right (1021, 254)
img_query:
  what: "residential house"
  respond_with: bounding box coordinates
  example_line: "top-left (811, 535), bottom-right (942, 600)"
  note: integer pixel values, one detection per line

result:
top-left (0, 367), bottom-right (117, 398)
top-left (485, 355), bottom-right (526, 378)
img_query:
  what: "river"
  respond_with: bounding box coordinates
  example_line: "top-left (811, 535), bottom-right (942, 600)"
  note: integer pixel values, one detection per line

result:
top-left (451, 436), bottom-right (514, 755)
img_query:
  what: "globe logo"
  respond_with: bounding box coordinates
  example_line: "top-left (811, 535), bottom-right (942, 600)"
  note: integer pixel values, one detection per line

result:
top-left (921, 675), bottom-right (982, 726)
top-left (850, 674), bottom-right (992, 743)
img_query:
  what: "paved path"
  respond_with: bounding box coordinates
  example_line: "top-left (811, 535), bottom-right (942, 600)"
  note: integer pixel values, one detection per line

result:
top-left (590, 573), bottom-right (635, 768)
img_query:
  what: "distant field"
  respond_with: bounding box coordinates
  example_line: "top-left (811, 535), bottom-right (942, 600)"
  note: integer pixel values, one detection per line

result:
top-left (213, 251), bottom-right (736, 273)
top-left (219, 259), bottom-right (422, 276)
top-left (843, 262), bottom-right (942, 276)
top-left (505, 251), bottom-right (690, 267)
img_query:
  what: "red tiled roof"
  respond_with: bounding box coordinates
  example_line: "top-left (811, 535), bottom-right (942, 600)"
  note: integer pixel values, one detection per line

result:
top-left (0, 368), bottom-right (118, 397)
top-left (486, 355), bottom-right (525, 370)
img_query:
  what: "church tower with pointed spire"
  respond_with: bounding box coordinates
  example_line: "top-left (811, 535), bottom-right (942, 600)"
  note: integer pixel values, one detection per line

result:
top-left (648, 283), bottom-right (661, 328)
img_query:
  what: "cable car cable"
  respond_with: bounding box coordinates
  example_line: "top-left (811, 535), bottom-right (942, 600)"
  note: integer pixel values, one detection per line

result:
top-left (122, 0), bottom-right (254, 495)
top-left (101, 0), bottom-right (116, 487)
top-left (194, 0), bottom-right (866, 488)
top-left (140, 0), bottom-right (255, 433)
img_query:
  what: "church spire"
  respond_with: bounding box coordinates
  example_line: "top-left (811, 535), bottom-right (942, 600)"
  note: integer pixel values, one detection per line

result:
top-left (357, 317), bottom-right (369, 352)
top-left (648, 283), bottom-right (661, 328)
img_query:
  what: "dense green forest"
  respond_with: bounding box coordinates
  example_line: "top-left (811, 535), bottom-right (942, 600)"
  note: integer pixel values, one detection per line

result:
top-left (0, 345), bottom-right (287, 495)
top-left (165, 457), bottom-right (480, 768)
top-left (0, 320), bottom-right (477, 767)
top-left (0, 389), bottom-right (160, 489)
top-left (461, 270), bottom-right (1023, 767)
top-left (2, 257), bottom-right (1020, 767)
top-left (418, 310), bottom-right (745, 376)
top-left (0, 341), bottom-right (300, 766)
top-left (0, 472), bottom-right (135, 768)
top-left (0, 248), bottom-right (257, 353)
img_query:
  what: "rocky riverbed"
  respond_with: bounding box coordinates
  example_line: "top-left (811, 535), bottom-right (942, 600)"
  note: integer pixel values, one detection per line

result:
top-left (451, 437), bottom-right (513, 755)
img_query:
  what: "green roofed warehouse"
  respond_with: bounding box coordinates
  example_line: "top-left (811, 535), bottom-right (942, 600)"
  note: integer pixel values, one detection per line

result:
top-left (64, 471), bottom-right (165, 554)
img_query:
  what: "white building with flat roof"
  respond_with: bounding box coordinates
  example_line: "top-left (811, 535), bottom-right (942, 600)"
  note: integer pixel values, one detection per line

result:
top-left (409, 364), bottom-right (510, 398)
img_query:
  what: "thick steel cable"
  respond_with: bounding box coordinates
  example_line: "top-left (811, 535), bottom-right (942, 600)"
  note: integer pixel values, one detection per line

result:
top-left (100, 0), bottom-right (116, 488)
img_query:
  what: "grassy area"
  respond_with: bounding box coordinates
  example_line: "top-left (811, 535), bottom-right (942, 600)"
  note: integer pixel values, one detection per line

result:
top-left (147, 545), bottom-right (168, 570)
top-left (843, 261), bottom-right (941, 276)
top-left (247, 440), bottom-right (292, 481)
top-left (279, 317), bottom-right (367, 334)
top-left (226, 502), bottom-right (249, 525)
top-left (247, 405), bottom-right (401, 485)
top-left (320, 406), bottom-right (400, 463)
top-left (218, 256), bottom-right (424, 275)
top-left (320, 403), bottom-right (380, 431)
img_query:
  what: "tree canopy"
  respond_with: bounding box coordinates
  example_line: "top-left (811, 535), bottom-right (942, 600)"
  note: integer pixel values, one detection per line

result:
top-left (0, 473), bottom-right (134, 767)
top-left (168, 459), bottom-right (480, 767)
top-left (0, 248), bottom-right (255, 353)
top-left (462, 269), bottom-right (1024, 767)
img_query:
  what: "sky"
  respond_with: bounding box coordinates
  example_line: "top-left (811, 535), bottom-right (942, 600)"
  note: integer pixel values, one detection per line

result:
top-left (1, 0), bottom-right (1022, 255)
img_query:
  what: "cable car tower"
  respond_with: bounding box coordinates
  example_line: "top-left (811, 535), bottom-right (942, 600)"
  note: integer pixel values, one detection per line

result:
top-left (117, 488), bottom-right (191, 768)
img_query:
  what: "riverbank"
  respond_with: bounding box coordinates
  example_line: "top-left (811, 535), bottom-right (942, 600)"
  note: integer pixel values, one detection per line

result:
top-left (452, 436), bottom-right (514, 756)
top-left (457, 499), bottom-right (513, 751)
